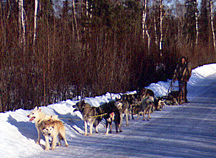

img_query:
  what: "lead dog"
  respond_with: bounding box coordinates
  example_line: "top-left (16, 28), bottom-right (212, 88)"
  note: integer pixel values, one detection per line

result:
top-left (39, 120), bottom-right (69, 150)
top-left (27, 106), bottom-right (59, 144)
top-left (73, 100), bottom-right (102, 136)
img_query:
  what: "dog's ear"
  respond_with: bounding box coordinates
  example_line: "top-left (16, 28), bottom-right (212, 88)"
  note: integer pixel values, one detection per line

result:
top-left (38, 107), bottom-right (42, 112)
top-left (72, 105), bottom-right (77, 110)
top-left (34, 106), bottom-right (38, 110)
top-left (73, 108), bottom-right (78, 112)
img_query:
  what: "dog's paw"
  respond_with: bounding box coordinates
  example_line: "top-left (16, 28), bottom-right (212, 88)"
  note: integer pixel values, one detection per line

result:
top-left (45, 147), bottom-right (49, 151)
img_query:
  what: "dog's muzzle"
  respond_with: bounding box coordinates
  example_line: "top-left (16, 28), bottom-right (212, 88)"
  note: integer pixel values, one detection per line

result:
top-left (27, 115), bottom-right (35, 121)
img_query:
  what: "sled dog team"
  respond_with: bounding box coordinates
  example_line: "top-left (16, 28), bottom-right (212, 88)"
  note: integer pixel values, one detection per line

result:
top-left (27, 88), bottom-right (166, 150)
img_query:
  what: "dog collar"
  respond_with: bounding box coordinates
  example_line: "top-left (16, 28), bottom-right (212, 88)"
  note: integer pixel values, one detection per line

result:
top-left (37, 119), bottom-right (42, 123)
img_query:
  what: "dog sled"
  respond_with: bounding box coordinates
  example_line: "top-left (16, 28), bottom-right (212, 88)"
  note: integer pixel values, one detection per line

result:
top-left (163, 80), bottom-right (185, 105)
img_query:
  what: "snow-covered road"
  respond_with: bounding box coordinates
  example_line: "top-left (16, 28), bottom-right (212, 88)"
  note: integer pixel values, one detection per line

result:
top-left (30, 73), bottom-right (216, 157)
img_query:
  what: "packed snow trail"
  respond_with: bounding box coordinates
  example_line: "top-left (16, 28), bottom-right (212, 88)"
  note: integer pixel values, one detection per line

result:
top-left (30, 74), bottom-right (216, 157)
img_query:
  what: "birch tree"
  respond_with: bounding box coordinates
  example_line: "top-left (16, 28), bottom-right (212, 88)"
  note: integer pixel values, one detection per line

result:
top-left (73, 0), bottom-right (80, 42)
top-left (153, 0), bottom-right (168, 55)
top-left (33, 0), bottom-right (38, 53)
top-left (159, 0), bottom-right (163, 55)
top-left (209, 0), bottom-right (216, 52)
top-left (195, 0), bottom-right (199, 46)
top-left (142, 0), bottom-right (151, 53)
top-left (18, 0), bottom-right (26, 53)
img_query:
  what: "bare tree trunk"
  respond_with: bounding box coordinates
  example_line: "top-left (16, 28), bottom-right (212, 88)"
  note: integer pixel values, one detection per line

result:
top-left (154, 18), bottom-right (158, 47)
top-left (195, 16), bottom-right (199, 45)
top-left (18, 0), bottom-right (26, 53)
top-left (159, 0), bottom-right (163, 55)
top-left (33, 0), bottom-right (38, 53)
top-left (159, 0), bottom-right (169, 56)
top-left (73, 0), bottom-right (80, 42)
top-left (47, 15), bottom-right (51, 96)
top-left (0, 3), bottom-right (6, 49)
top-left (210, 0), bottom-right (216, 52)
top-left (142, 0), bottom-right (151, 53)
top-left (195, 0), bottom-right (199, 46)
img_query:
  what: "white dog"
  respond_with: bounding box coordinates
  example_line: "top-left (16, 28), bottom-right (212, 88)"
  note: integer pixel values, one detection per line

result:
top-left (27, 106), bottom-right (59, 144)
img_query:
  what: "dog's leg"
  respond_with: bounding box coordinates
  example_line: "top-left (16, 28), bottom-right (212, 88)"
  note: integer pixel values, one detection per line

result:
top-left (89, 121), bottom-right (93, 136)
top-left (131, 106), bottom-right (135, 119)
top-left (44, 136), bottom-right (50, 150)
top-left (119, 124), bottom-right (122, 132)
top-left (36, 128), bottom-right (41, 145)
top-left (63, 137), bottom-right (69, 147)
top-left (118, 113), bottom-right (122, 132)
top-left (109, 122), bottom-right (113, 133)
top-left (105, 122), bottom-right (110, 135)
top-left (143, 109), bottom-right (146, 121)
top-left (60, 130), bottom-right (69, 147)
top-left (95, 126), bottom-right (99, 133)
top-left (173, 98), bottom-right (179, 105)
top-left (125, 109), bottom-right (129, 126)
top-left (115, 123), bottom-right (119, 133)
top-left (84, 121), bottom-right (88, 136)
top-left (119, 112), bottom-right (123, 128)
top-left (137, 112), bottom-right (140, 120)
top-left (147, 105), bottom-right (152, 121)
top-left (51, 136), bottom-right (57, 150)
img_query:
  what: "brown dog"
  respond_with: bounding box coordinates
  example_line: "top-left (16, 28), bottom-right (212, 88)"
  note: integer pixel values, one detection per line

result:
top-left (39, 120), bottom-right (69, 150)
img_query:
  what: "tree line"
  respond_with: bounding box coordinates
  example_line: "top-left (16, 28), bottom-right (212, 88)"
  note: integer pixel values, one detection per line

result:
top-left (1, 0), bottom-right (216, 112)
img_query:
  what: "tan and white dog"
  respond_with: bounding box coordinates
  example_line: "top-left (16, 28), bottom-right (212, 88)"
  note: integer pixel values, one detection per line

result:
top-left (27, 106), bottom-right (59, 144)
top-left (39, 120), bottom-right (69, 150)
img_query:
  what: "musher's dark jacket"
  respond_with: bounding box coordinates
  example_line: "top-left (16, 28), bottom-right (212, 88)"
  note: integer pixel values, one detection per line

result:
top-left (173, 60), bottom-right (191, 82)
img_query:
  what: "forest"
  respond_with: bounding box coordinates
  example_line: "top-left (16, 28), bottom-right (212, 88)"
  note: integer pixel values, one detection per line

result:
top-left (1, 0), bottom-right (216, 112)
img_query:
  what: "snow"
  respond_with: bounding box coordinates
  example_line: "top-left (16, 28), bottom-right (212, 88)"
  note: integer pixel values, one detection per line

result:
top-left (1, 63), bottom-right (216, 158)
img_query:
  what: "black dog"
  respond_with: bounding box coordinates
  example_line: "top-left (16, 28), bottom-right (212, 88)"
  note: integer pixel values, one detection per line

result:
top-left (100, 101), bottom-right (122, 134)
